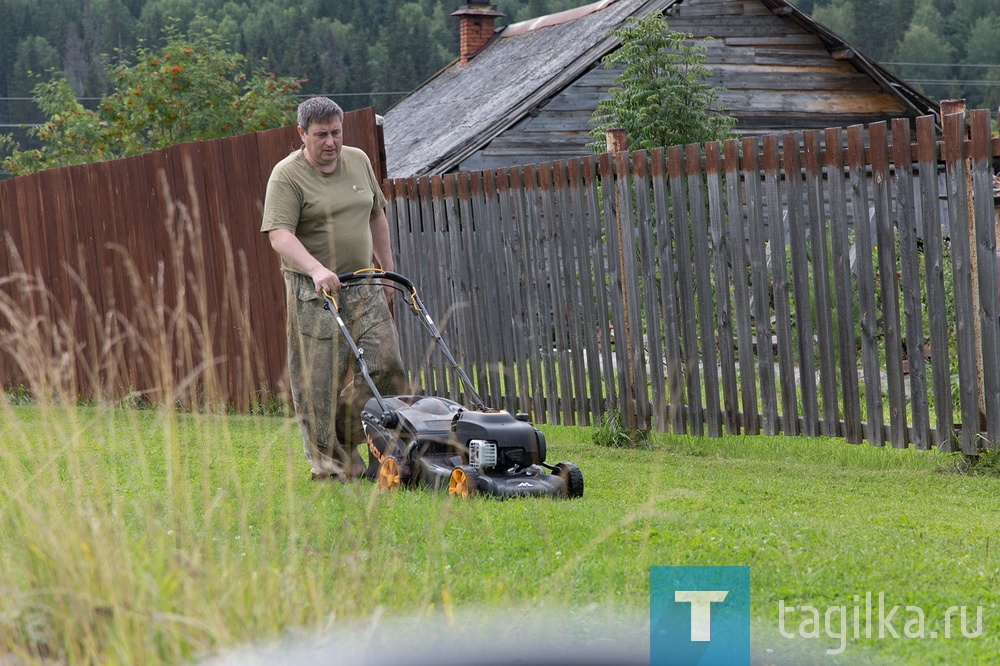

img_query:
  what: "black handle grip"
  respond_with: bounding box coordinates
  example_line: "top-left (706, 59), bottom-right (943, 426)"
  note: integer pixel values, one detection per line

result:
top-left (337, 269), bottom-right (415, 293)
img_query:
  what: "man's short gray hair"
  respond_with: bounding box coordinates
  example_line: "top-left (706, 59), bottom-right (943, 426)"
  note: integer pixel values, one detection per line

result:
top-left (297, 97), bottom-right (344, 132)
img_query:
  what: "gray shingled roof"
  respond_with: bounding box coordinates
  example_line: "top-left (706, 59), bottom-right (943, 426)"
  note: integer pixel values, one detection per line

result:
top-left (384, 0), bottom-right (672, 179)
top-left (383, 0), bottom-right (936, 179)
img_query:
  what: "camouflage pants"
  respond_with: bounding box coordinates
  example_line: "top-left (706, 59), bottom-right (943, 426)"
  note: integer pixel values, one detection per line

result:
top-left (285, 272), bottom-right (407, 479)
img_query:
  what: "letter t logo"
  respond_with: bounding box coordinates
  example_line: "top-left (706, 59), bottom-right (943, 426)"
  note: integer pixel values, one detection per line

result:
top-left (674, 591), bottom-right (730, 641)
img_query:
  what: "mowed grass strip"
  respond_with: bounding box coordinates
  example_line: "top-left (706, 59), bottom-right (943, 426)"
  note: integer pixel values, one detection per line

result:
top-left (0, 402), bottom-right (997, 664)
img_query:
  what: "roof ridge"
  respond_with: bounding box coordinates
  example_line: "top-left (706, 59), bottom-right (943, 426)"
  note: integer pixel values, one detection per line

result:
top-left (501, 0), bottom-right (620, 37)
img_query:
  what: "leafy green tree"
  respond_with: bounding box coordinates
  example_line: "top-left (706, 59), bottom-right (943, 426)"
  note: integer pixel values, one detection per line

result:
top-left (811, 0), bottom-right (857, 43)
top-left (912, 0), bottom-right (947, 33)
top-left (892, 24), bottom-right (957, 103)
top-left (944, 0), bottom-right (998, 46)
top-left (333, 9), bottom-right (374, 110)
top-left (850, 0), bottom-right (914, 60)
top-left (9, 37), bottom-right (61, 123)
top-left (0, 37), bottom-right (61, 158)
top-left (373, 3), bottom-right (449, 103)
top-left (1, 32), bottom-right (304, 176)
top-left (962, 15), bottom-right (1000, 109)
top-left (588, 11), bottom-right (735, 154)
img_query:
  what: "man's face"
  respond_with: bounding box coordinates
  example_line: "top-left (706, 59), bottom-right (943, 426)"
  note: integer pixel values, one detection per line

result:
top-left (299, 116), bottom-right (344, 171)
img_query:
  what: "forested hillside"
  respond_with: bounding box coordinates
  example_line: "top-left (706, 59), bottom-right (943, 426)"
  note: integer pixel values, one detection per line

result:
top-left (0, 0), bottom-right (997, 134)
top-left (0, 0), bottom-right (590, 130)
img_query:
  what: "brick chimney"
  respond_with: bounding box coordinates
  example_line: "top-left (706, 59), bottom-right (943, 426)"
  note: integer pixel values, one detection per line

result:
top-left (452, 1), bottom-right (505, 66)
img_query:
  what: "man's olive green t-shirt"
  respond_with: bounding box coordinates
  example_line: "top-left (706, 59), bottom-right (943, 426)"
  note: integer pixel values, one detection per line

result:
top-left (260, 145), bottom-right (387, 275)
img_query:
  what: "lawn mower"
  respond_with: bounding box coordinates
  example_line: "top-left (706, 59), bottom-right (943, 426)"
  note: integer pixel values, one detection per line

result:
top-left (322, 269), bottom-right (583, 499)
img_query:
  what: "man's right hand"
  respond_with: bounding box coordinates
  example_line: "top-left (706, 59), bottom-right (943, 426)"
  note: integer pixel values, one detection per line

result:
top-left (311, 267), bottom-right (341, 295)
top-left (266, 229), bottom-right (340, 295)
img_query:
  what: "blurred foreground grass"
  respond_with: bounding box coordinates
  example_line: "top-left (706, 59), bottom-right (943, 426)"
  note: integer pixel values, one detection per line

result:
top-left (0, 402), bottom-right (997, 665)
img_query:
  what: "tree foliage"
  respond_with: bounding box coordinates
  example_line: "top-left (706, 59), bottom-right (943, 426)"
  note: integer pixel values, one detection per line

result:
top-left (799, 0), bottom-right (1000, 109)
top-left (588, 11), bottom-right (736, 154)
top-left (2, 32), bottom-right (303, 175)
top-left (893, 25), bottom-right (956, 103)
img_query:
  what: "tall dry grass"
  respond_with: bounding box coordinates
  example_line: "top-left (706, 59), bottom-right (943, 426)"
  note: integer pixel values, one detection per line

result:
top-left (0, 167), bottom-right (364, 663)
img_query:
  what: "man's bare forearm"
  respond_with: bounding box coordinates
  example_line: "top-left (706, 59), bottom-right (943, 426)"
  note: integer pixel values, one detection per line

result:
top-left (267, 228), bottom-right (340, 292)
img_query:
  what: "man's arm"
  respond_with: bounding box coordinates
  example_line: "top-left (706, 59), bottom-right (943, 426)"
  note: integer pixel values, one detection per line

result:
top-left (267, 228), bottom-right (341, 293)
top-left (370, 208), bottom-right (396, 307)
top-left (370, 208), bottom-right (394, 273)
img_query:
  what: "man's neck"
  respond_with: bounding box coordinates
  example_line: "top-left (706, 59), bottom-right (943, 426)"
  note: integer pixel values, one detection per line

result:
top-left (302, 146), bottom-right (338, 173)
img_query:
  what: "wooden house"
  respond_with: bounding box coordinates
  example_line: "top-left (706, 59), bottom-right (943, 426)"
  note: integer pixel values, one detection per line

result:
top-left (382, 0), bottom-right (938, 178)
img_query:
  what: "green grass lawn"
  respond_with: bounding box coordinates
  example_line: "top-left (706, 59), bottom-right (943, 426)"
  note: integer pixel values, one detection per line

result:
top-left (0, 401), bottom-right (997, 664)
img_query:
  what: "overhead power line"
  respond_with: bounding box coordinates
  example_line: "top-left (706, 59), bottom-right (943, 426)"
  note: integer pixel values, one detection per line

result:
top-left (0, 91), bottom-right (410, 102)
top-left (883, 61), bottom-right (1000, 68)
top-left (908, 79), bottom-right (1000, 87)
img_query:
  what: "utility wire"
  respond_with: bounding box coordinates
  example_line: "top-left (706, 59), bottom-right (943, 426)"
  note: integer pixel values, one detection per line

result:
top-left (909, 81), bottom-right (1000, 87)
top-left (883, 62), bottom-right (1000, 68)
top-left (0, 91), bottom-right (409, 102)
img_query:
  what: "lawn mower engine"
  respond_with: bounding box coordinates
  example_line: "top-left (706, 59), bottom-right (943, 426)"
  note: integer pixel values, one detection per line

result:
top-left (455, 409), bottom-right (544, 473)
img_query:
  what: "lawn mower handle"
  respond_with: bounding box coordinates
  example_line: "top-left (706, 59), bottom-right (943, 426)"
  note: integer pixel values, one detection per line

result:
top-left (333, 268), bottom-right (486, 410)
top-left (337, 268), bottom-right (415, 294)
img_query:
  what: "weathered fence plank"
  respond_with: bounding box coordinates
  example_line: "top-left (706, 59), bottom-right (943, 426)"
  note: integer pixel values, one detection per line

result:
top-left (498, 168), bottom-right (527, 412)
top-left (870, 122), bottom-right (908, 448)
top-left (743, 137), bottom-right (778, 435)
top-left (543, 164), bottom-right (566, 419)
top-left (782, 132), bottom-right (818, 437)
top-left (891, 119), bottom-right (931, 449)
top-left (724, 139), bottom-right (759, 435)
top-left (583, 159), bottom-right (606, 424)
top-left (943, 112), bottom-right (980, 454)
top-left (706, 142), bottom-right (741, 435)
top-left (650, 149), bottom-right (686, 434)
top-left (970, 109), bottom-right (1000, 447)
top-left (803, 130), bottom-right (839, 437)
top-left (915, 117), bottom-right (953, 450)
top-left (563, 159), bottom-right (595, 423)
top-left (514, 165), bottom-right (548, 421)
top-left (825, 127), bottom-right (862, 444)
top-left (618, 150), bottom-right (649, 429)
top-left (846, 125), bottom-right (884, 446)
top-left (488, 168), bottom-right (519, 414)
top-left (763, 136), bottom-right (798, 437)
top-left (688, 144), bottom-right (722, 437)
top-left (669, 146), bottom-right (705, 435)
top-left (632, 152), bottom-right (668, 432)
top-left (428, 174), bottom-right (453, 399)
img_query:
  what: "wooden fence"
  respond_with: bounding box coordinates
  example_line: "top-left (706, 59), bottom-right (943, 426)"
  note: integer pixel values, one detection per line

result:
top-left (3, 106), bottom-right (1000, 455)
top-left (386, 109), bottom-right (1000, 455)
top-left (0, 108), bottom-right (384, 412)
